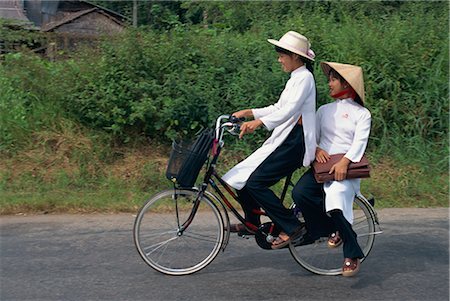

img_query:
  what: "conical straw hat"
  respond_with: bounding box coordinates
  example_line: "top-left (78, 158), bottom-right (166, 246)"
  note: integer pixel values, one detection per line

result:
top-left (320, 62), bottom-right (365, 103)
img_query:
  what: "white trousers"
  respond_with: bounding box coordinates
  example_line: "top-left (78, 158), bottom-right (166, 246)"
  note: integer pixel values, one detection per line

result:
top-left (323, 178), bottom-right (361, 224)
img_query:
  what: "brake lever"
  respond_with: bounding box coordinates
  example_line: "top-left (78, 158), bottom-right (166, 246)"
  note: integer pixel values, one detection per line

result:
top-left (229, 115), bottom-right (246, 123)
top-left (227, 123), bottom-right (241, 136)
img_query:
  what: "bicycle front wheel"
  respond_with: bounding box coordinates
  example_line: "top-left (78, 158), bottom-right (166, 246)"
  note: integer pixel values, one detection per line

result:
top-left (133, 189), bottom-right (225, 275)
top-left (289, 195), bottom-right (376, 276)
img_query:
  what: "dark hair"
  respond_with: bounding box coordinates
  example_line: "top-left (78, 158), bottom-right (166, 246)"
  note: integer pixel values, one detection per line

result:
top-left (328, 68), bottom-right (345, 83)
top-left (328, 68), bottom-right (364, 106)
top-left (274, 46), bottom-right (314, 74)
top-left (304, 59), bottom-right (314, 74)
top-left (355, 95), bottom-right (363, 106)
top-left (275, 45), bottom-right (294, 56)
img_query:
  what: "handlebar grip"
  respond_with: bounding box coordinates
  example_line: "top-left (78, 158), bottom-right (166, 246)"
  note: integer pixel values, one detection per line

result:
top-left (229, 115), bottom-right (245, 123)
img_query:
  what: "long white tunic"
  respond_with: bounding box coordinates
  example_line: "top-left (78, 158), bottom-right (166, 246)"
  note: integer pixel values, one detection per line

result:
top-left (222, 66), bottom-right (316, 190)
top-left (316, 98), bottom-right (371, 223)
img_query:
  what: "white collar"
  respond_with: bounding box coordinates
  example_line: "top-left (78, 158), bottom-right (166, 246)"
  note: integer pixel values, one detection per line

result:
top-left (290, 65), bottom-right (306, 78)
top-left (336, 98), bottom-right (354, 103)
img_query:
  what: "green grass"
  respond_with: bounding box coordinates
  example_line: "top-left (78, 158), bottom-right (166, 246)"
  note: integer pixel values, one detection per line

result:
top-left (362, 165), bottom-right (448, 208)
top-left (1, 148), bottom-right (448, 215)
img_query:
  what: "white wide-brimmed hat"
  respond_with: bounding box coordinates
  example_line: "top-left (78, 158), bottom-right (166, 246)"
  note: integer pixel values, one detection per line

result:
top-left (268, 31), bottom-right (315, 61)
top-left (320, 61), bottom-right (365, 103)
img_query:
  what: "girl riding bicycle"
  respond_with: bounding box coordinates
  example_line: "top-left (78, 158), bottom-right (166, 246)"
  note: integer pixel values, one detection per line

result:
top-left (222, 31), bottom-right (317, 249)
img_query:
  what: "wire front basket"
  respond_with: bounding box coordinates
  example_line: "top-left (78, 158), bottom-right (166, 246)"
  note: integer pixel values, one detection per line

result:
top-left (166, 129), bottom-right (214, 187)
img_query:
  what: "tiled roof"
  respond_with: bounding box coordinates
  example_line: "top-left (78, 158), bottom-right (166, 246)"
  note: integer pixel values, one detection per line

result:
top-left (40, 8), bottom-right (95, 31)
top-left (40, 7), bottom-right (124, 32)
top-left (0, 0), bottom-right (31, 22)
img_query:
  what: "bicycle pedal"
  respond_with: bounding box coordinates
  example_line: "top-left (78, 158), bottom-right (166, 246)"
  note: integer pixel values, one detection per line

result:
top-left (266, 234), bottom-right (275, 243)
top-left (237, 233), bottom-right (251, 239)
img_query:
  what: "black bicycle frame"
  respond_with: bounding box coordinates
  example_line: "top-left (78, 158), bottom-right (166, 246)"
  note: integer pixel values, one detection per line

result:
top-left (179, 123), bottom-right (293, 234)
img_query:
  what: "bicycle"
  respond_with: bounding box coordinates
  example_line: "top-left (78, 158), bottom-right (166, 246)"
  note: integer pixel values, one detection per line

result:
top-left (133, 115), bottom-right (383, 276)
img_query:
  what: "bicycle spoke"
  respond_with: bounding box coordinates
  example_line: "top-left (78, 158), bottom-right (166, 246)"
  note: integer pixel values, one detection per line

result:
top-left (144, 236), bottom-right (178, 256)
top-left (182, 231), bottom-right (221, 244)
top-left (353, 224), bottom-right (369, 232)
top-left (154, 240), bottom-right (171, 268)
top-left (353, 216), bottom-right (368, 225)
top-left (139, 229), bottom-right (178, 239)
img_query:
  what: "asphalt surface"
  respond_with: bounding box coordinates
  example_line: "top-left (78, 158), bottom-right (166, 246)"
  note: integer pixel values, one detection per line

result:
top-left (1, 208), bottom-right (449, 301)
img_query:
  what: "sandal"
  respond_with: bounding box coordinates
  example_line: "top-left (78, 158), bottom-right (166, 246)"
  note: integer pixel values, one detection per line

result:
top-left (342, 258), bottom-right (360, 277)
top-left (229, 223), bottom-right (255, 235)
top-left (272, 224), bottom-right (307, 249)
top-left (328, 231), bottom-right (343, 248)
top-left (271, 232), bottom-right (291, 249)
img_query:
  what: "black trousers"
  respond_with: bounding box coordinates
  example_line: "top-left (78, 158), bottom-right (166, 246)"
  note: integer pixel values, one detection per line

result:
top-left (292, 169), bottom-right (364, 259)
top-left (237, 124), bottom-right (305, 236)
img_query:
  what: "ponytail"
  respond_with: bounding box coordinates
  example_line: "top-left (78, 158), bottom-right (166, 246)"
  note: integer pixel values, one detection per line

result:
top-left (305, 59), bottom-right (314, 75)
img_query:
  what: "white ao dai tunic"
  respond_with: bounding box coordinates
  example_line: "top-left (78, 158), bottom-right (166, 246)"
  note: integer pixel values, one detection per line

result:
top-left (222, 66), bottom-right (316, 190)
top-left (316, 98), bottom-right (371, 223)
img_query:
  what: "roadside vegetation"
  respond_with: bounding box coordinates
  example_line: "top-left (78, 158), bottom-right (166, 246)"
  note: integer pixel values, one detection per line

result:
top-left (0, 1), bottom-right (448, 214)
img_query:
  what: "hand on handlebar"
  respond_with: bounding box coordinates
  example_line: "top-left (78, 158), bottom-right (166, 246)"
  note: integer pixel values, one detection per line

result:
top-left (232, 109), bottom-right (253, 120)
top-left (229, 115), bottom-right (246, 123)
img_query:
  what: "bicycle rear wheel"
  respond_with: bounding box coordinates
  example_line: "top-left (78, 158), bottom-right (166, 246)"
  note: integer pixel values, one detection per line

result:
top-left (133, 189), bottom-right (224, 275)
top-left (289, 195), bottom-right (376, 275)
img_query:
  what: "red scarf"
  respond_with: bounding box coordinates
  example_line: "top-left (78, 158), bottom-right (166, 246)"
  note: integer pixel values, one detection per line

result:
top-left (331, 88), bottom-right (356, 99)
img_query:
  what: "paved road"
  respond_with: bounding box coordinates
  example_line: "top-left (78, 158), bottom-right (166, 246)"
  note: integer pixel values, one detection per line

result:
top-left (1, 208), bottom-right (448, 301)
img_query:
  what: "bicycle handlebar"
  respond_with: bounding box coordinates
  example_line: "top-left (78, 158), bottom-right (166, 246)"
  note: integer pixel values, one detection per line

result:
top-left (215, 114), bottom-right (245, 141)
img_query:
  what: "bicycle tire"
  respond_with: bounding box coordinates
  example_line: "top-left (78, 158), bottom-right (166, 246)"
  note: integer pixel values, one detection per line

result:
top-left (289, 195), bottom-right (376, 276)
top-left (133, 189), bottom-right (225, 275)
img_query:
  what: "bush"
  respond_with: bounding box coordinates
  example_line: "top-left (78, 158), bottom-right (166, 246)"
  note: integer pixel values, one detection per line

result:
top-left (289, 1), bottom-right (449, 166)
top-left (0, 52), bottom-right (66, 153)
top-left (1, 2), bottom-right (448, 170)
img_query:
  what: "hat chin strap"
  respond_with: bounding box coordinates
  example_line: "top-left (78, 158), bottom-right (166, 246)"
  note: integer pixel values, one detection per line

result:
top-left (331, 88), bottom-right (356, 99)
